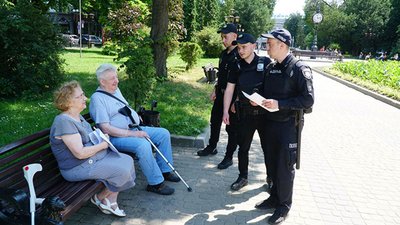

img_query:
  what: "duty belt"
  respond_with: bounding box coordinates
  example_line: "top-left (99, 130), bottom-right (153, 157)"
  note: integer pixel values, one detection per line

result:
top-left (241, 107), bottom-right (267, 115)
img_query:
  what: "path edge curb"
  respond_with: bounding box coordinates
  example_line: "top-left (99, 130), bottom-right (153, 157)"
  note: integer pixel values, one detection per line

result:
top-left (171, 127), bottom-right (210, 148)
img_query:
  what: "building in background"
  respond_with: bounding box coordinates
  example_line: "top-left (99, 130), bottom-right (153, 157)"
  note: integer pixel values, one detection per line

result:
top-left (271, 14), bottom-right (288, 30)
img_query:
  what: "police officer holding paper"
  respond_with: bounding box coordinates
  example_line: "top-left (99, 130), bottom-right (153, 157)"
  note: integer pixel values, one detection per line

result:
top-left (255, 28), bottom-right (314, 224)
top-left (223, 33), bottom-right (272, 191)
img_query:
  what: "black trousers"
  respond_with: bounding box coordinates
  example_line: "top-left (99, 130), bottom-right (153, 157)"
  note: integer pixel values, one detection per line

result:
top-left (264, 118), bottom-right (297, 210)
top-left (208, 90), bottom-right (238, 159)
top-left (236, 113), bottom-right (269, 179)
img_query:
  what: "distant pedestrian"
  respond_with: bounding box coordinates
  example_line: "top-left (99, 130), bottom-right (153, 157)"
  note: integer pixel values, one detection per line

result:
top-left (359, 52), bottom-right (364, 59)
top-left (365, 52), bottom-right (372, 60)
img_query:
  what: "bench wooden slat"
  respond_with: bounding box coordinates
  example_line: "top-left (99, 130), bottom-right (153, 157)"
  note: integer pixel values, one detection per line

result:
top-left (0, 129), bottom-right (50, 154)
top-left (61, 182), bottom-right (104, 220)
top-left (0, 138), bottom-right (50, 167)
top-left (0, 148), bottom-right (52, 186)
top-left (292, 49), bottom-right (343, 61)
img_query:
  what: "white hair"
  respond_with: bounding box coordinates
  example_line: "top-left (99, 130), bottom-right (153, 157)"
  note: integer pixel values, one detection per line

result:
top-left (95, 63), bottom-right (117, 83)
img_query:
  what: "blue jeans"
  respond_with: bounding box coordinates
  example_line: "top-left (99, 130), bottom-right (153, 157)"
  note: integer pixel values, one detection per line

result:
top-left (110, 126), bottom-right (174, 185)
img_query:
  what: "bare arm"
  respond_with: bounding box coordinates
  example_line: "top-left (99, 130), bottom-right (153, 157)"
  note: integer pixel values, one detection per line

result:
top-left (223, 82), bottom-right (235, 125)
top-left (60, 133), bottom-right (108, 160)
top-left (210, 89), bottom-right (216, 101)
top-left (98, 122), bottom-right (149, 138)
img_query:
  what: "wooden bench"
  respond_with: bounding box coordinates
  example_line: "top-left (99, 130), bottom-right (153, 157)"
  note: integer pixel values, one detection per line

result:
top-left (0, 113), bottom-right (103, 222)
top-left (292, 49), bottom-right (343, 61)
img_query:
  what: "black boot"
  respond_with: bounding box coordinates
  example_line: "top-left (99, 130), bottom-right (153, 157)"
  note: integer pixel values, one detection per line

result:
top-left (230, 176), bottom-right (248, 191)
top-left (217, 157), bottom-right (233, 169)
top-left (197, 145), bottom-right (218, 156)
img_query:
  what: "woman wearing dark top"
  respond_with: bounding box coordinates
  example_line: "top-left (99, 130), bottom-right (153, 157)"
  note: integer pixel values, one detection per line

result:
top-left (50, 81), bottom-right (135, 217)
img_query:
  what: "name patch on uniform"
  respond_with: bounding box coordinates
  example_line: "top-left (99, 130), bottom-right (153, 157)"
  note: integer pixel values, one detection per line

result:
top-left (302, 69), bottom-right (312, 80)
top-left (289, 143), bottom-right (297, 149)
top-left (270, 69), bottom-right (282, 74)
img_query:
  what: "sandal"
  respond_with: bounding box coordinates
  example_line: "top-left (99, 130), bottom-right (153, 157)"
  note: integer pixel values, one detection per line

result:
top-left (99, 198), bottom-right (126, 217)
top-left (91, 194), bottom-right (111, 214)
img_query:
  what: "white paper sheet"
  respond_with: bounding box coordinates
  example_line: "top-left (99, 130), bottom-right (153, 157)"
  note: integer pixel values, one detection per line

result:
top-left (242, 91), bottom-right (279, 112)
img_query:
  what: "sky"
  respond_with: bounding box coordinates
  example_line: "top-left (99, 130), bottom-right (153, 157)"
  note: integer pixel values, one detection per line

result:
top-left (273, 0), bottom-right (306, 16)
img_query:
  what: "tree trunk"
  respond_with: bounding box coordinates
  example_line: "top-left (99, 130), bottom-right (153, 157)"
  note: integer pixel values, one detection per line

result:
top-left (151, 0), bottom-right (169, 78)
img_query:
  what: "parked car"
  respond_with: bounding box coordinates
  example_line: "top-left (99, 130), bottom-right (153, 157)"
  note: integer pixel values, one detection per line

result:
top-left (61, 34), bottom-right (79, 47)
top-left (80, 34), bottom-right (102, 46)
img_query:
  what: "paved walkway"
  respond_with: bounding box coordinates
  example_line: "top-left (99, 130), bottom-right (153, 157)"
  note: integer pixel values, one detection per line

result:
top-left (66, 61), bottom-right (400, 225)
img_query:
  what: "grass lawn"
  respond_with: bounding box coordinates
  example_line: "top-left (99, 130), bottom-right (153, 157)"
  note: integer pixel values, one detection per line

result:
top-left (0, 47), bottom-right (218, 147)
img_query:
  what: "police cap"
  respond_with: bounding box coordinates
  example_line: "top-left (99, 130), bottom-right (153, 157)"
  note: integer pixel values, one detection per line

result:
top-left (217, 23), bottom-right (237, 34)
top-left (262, 28), bottom-right (292, 46)
top-left (232, 33), bottom-right (256, 45)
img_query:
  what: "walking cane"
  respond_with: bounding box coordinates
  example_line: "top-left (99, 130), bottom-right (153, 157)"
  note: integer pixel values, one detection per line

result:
top-left (118, 106), bottom-right (193, 192)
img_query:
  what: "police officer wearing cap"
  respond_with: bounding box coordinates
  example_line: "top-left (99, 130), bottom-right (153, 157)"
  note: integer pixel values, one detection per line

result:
top-left (254, 28), bottom-right (314, 224)
top-left (197, 23), bottom-right (240, 170)
top-left (223, 33), bottom-right (272, 191)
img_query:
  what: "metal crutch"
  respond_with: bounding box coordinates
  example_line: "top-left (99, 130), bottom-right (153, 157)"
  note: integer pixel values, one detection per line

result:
top-left (23, 163), bottom-right (45, 225)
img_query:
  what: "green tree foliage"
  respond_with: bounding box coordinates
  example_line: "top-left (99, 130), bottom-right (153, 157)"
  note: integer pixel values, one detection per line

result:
top-left (193, 26), bottom-right (224, 58)
top-left (233, 0), bottom-right (275, 36)
top-left (342, 0), bottom-right (391, 54)
top-left (314, 6), bottom-right (354, 52)
top-left (383, 0), bottom-right (400, 53)
top-left (284, 13), bottom-right (307, 48)
top-left (106, 1), bottom-right (148, 45)
top-left (0, 0), bottom-right (14, 9)
top-left (0, 1), bottom-right (64, 99)
top-left (183, 0), bottom-right (198, 41)
top-left (195, 0), bottom-right (220, 30)
top-left (120, 35), bottom-right (156, 108)
top-left (106, 2), bottom-right (156, 105)
top-left (179, 42), bottom-right (203, 70)
top-left (218, 0), bottom-right (234, 23)
top-left (168, 0), bottom-right (185, 55)
top-left (303, 0), bottom-right (391, 54)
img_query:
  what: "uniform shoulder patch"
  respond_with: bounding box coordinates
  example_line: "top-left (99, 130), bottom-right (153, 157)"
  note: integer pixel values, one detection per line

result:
top-left (302, 68), bottom-right (312, 80)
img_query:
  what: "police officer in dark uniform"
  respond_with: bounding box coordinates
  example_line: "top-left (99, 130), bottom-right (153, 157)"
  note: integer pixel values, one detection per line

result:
top-left (197, 23), bottom-right (240, 170)
top-left (223, 33), bottom-right (272, 191)
top-left (255, 29), bottom-right (314, 224)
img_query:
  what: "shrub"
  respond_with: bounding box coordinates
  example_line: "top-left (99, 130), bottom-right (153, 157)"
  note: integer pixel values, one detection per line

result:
top-left (193, 26), bottom-right (223, 58)
top-left (119, 37), bottom-right (157, 108)
top-left (332, 60), bottom-right (400, 91)
top-left (179, 42), bottom-right (203, 70)
top-left (329, 43), bottom-right (341, 51)
top-left (101, 41), bottom-right (119, 56)
top-left (0, 2), bottom-right (64, 99)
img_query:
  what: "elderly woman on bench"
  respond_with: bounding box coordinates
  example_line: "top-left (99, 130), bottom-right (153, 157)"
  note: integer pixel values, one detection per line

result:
top-left (50, 80), bottom-right (135, 217)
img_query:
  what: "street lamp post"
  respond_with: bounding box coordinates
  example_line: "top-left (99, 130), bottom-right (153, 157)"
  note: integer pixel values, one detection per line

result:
top-left (364, 28), bottom-right (375, 51)
top-left (311, 0), bottom-right (323, 59)
top-left (79, 0), bottom-right (82, 58)
top-left (224, 9), bottom-right (244, 32)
